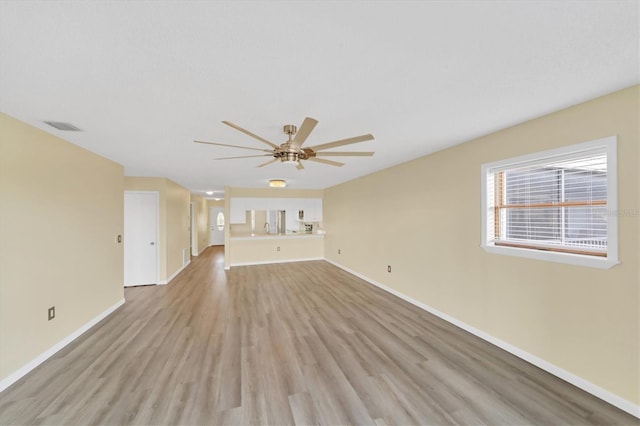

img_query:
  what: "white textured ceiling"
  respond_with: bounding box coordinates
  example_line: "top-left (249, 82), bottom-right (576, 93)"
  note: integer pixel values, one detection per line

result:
top-left (1, 1), bottom-right (638, 197)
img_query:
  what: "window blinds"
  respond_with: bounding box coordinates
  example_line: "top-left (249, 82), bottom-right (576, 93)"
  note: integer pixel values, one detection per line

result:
top-left (487, 147), bottom-right (608, 256)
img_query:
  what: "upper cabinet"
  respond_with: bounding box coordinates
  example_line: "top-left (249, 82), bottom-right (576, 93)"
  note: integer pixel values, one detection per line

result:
top-left (229, 198), bottom-right (248, 223)
top-left (301, 198), bottom-right (323, 222)
top-left (229, 197), bottom-right (323, 224)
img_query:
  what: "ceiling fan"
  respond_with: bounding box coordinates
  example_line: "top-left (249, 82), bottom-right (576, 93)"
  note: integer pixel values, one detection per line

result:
top-left (194, 117), bottom-right (374, 170)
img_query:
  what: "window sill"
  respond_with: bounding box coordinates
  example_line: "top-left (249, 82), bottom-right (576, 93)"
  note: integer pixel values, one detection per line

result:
top-left (481, 243), bottom-right (619, 270)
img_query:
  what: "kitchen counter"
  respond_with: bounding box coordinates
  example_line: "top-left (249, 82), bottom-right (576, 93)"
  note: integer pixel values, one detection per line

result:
top-left (228, 232), bottom-right (324, 266)
top-left (230, 232), bottom-right (324, 241)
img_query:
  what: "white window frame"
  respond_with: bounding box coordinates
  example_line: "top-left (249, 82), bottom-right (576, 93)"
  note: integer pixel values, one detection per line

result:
top-left (481, 136), bottom-right (619, 269)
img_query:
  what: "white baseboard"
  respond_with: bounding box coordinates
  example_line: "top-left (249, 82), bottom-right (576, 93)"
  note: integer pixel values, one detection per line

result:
top-left (0, 298), bottom-right (125, 393)
top-left (324, 258), bottom-right (640, 418)
top-left (230, 257), bottom-right (323, 267)
top-left (158, 260), bottom-right (191, 285)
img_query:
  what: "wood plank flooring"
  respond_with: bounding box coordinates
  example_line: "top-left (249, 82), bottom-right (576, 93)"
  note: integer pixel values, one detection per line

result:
top-left (0, 246), bottom-right (637, 425)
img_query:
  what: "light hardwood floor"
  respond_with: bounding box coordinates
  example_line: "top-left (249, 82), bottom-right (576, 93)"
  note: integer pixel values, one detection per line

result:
top-left (0, 246), bottom-right (637, 425)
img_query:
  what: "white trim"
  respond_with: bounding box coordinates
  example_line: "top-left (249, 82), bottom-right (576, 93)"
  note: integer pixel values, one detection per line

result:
top-left (480, 136), bottom-right (619, 269)
top-left (482, 136), bottom-right (615, 170)
top-left (230, 257), bottom-right (323, 267)
top-left (0, 299), bottom-right (125, 393)
top-left (480, 244), bottom-right (620, 269)
top-left (605, 136), bottom-right (619, 263)
top-left (229, 234), bottom-right (324, 241)
top-left (158, 259), bottom-right (191, 285)
top-left (324, 258), bottom-right (640, 419)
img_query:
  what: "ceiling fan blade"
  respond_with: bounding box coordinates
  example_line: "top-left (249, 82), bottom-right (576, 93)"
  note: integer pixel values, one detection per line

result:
top-left (222, 121), bottom-right (279, 149)
top-left (296, 161), bottom-right (304, 170)
top-left (194, 140), bottom-right (272, 153)
top-left (315, 151), bottom-right (375, 157)
top-left (307, 134), bottom-right (374, 152)
top-left (257, 158), bottom-right (279, 168)
top-left (307, 157), bottom-right (344, 167)
top-left (214, 154), bottom-right (273, 160)
top-left (291, 117), bottom-right (318, 149)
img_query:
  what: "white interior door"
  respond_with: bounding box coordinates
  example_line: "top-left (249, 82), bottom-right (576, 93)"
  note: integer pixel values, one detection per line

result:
top-left (124, 191), bottom-right (158, 286)
top-left (209, 207), bottom-right (225, 246)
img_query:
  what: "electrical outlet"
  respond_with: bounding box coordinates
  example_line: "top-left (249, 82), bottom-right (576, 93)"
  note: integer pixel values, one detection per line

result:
top-left (387, 265), bottom-right (392, 273)
top-left (338, 249), bottom-right (341, 254)
top-left (48, 306), bottom-right (55, 321)
top-left (277, 246), bottom-right (280, 252)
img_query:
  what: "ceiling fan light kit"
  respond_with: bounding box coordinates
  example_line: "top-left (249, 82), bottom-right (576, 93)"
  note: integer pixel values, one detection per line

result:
top-left (194, 117), bottom-right (375, 170)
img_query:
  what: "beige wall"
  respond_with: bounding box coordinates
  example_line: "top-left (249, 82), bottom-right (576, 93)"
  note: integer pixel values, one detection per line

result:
top-left (190, 194), bottom-right (209, 255)
top-left (166, 180), bottom-right (190, 277)
top-left (230, 236), bottom-right (324, 265)
top-left (0, 113), bottom-right (124, 382)
top-left (324, 86), bottom-right (639, 405)
top-left (207, 199), bottom-right (225, 209)
top-left (124, 177), bottom-right (190, 282)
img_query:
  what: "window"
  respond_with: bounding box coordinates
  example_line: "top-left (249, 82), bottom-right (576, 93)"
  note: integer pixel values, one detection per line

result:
top-left (481, 136), bottom-right (618, 269)
top-left (216, 212), bottom-right (225, 231)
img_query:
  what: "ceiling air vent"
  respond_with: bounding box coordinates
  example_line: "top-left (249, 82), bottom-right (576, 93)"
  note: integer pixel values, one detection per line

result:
top-left (44, 121), bottom-right (82, 131)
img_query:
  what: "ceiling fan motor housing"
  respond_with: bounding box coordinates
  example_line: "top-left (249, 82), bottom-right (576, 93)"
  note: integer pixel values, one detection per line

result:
top-left (283, 124), bottom-right (297, 135)
top-left (281, 152), bottom-right (299, 163)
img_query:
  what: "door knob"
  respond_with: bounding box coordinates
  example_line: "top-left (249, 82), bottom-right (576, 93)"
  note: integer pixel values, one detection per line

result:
top-left (150, 242), bottom-right (155, 245)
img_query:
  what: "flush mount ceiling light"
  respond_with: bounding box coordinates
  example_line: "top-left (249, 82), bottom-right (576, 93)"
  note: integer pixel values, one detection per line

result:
top-left (269, 179), bottom-right (286, 188)
top-left (43, 121), bottom-right (82, 131)
top-left (207, 190), bottom-right (224, 200)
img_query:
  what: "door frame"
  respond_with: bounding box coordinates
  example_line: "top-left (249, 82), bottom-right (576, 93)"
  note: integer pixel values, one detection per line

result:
top-left (209, 206), bottom-right (225, 246)
top-left (124, 190), bottom-right (160, 286)
top-left (190, 202), bottom-right (197, 256)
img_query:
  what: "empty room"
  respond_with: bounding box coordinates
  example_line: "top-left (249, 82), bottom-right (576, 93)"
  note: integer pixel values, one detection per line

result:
top-left (0, 1), bottom-right (638, 425)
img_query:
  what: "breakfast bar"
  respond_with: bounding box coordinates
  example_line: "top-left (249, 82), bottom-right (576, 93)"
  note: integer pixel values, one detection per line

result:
top-left (228, 232), bottom-right (324, 266)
